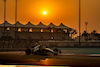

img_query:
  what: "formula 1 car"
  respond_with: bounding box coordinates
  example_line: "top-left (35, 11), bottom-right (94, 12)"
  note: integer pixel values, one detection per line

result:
top-left (26, 45), bottom-right (61, 55)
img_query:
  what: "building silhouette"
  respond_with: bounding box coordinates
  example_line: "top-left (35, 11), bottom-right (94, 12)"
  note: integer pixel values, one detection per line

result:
top-left (0, 21), bottom-right (74, 48)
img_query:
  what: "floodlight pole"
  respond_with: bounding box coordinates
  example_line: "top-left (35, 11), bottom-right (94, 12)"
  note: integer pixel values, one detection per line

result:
top-left (3, 0), bottom-right (7, 48)
top-left (15, 0), bottom-right (17, 51)
top-left (4, 0), bottom-right (6, 22)
top-left (79, 0), bottom-right (81, 46)
top-left (15, 0), bottom-right (17, 23)
top-left (85, 22), bottom-right (88, 32)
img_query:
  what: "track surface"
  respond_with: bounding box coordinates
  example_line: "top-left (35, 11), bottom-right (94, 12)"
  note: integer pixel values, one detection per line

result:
top-left (0, 52), bottom-right (100, 67)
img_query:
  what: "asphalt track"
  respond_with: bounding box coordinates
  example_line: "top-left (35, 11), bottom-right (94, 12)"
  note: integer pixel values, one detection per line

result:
top-left (0, 52), bottom-right (100, 67)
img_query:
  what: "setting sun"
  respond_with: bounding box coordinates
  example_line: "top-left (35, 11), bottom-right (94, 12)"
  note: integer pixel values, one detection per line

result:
top-left (43, 11), bottom-right (47, 15)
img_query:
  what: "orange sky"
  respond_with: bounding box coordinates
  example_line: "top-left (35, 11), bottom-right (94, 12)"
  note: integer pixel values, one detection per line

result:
top-left (0, 0), bottom-right (100, 35)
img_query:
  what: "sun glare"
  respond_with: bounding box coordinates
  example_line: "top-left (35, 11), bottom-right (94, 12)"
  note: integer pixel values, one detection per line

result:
top-left (43, 11), bottom-right (47, 15)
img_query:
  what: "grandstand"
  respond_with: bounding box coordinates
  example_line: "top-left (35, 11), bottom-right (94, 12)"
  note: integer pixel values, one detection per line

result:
top-left (0, 21), bottom-right (75, 49)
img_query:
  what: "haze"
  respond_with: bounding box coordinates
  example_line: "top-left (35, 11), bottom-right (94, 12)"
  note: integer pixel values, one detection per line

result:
top-left (0, 0), bottom-right (100, 35)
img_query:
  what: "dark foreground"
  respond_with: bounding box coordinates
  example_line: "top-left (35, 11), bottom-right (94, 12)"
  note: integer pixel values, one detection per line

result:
top-left (0, 52), bottom-right (100, 67)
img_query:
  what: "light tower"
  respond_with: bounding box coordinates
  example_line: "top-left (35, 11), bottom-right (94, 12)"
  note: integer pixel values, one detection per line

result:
top-left (79, 0), bottom-right (81, 46)
top-left (85, 22), bottom-right (88, 32)
top-left (3, 0), bottom-right (7, 48)
top-left (15, 0), bottom-right (17, 23)
top-left (15, 0), bottom-right (17, 37)
top-left (15, 0), bottom-right (17, 50)
top-left (3, 0), bottom-right (7, 22)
